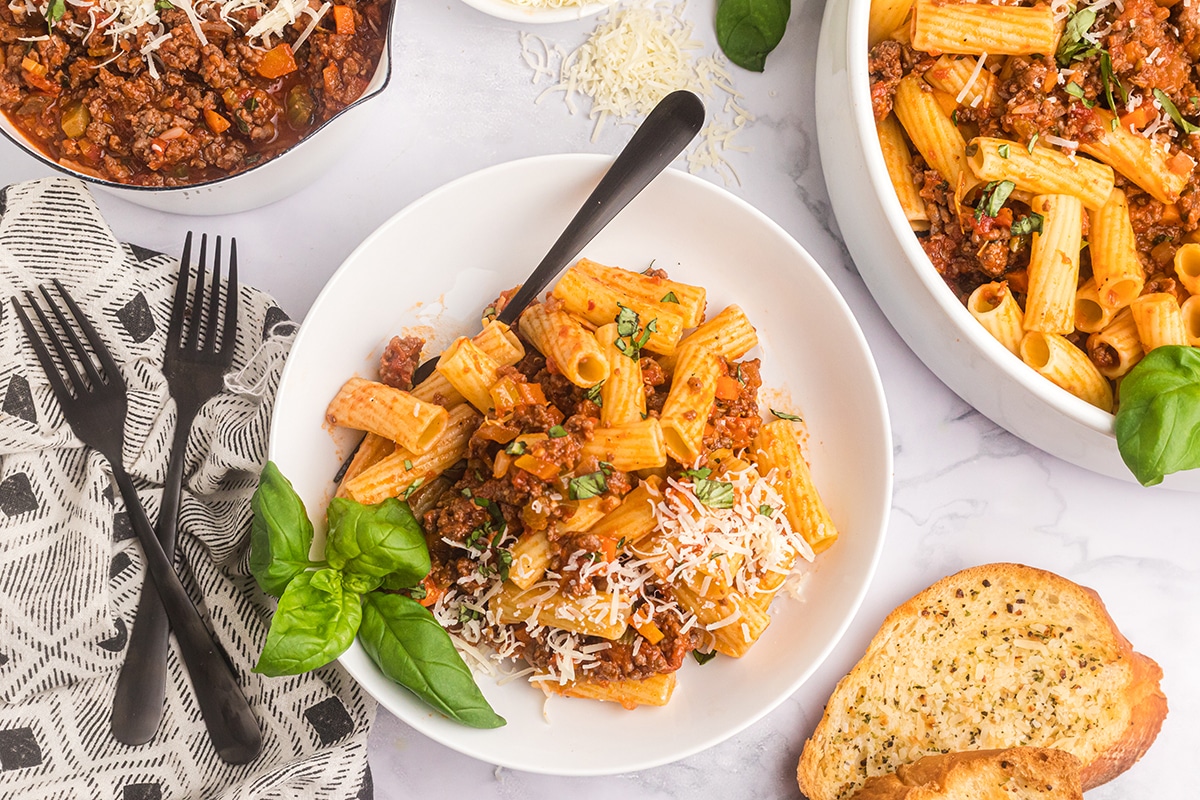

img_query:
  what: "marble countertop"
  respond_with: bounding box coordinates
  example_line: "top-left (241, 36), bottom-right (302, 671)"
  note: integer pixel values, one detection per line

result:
top-left (2, 0), bottom-right (1195, 797)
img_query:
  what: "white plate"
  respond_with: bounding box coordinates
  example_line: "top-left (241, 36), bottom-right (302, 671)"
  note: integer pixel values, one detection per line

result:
top-left (459, 0), bottom-right (609, 24)
top-left (268, 154), bottom-right (893, 774)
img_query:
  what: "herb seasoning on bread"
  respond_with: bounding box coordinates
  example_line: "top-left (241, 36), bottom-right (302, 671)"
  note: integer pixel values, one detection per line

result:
top-left (797, 563), bottom-right (1167, 800)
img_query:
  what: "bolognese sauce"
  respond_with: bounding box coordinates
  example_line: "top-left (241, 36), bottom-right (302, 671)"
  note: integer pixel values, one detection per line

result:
top-left (0, 0), bottom-right (389, 185)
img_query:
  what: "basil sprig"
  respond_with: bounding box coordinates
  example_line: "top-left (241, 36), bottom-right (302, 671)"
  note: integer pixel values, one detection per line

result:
top-left (360, 593), bottom-right (505, 728)
top-left (1114, 346), bottom-right (1200, 486)
top-left (250, 461), bottom-right (504, 728)
top-left (716, 0), bottom-right (791, 72)
top-left (1056, 8), bottom-right (1099, 66)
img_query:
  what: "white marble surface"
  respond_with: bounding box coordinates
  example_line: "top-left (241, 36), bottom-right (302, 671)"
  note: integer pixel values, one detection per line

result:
top-left (2, 0), bottom-right (1196, 797)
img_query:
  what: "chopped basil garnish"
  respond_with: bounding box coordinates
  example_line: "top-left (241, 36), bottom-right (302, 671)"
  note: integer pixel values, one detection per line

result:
top-left (682, 467), bottom-right (713, 480)
top-left (1056, 8), bottom-right (1099, 67)
top-left (45, 0), bottom-right (64, 28)
top-left (759, 504), bottom-right (774, 517)
top-left (661, 291), bottom-right (679, 304)
top-left (504, 440), bottom-right (526, 456)
top-left (569, 470), bottom-right (608, 500)
top-left (692, 649), bottom-right (718, 665)
top-left (154, 0), bottom-right (173, 8)
top-left (1064, 82), bottom-right (1095, 108)
top-left (975, 180), bottom-right (1016, 220)
top-left (997, 143), bottom-right (1010, 159)
top-left (1027, 133), bottom-right (1038, 153)
top-left (692, 476), bottom-right (735, 509)
top-left (770, 408), bottom-right (802, 422)
top-left (1010, 213), bottom-right (1045, 237)
top-left (613, 304), bottom-right (657, 360)
top-left (403, 459), bottom-right (413, 471)
top-left (1154, 89), bottom-right (1200, 134)
top-left (586, 382), bottom-right (604, 405)
top-left (1099, 51), bottom-right (1127, 111)
top-left (402, 477), bottom-right (424, 500)
top-left (548, 425), bottom-right (568, 438)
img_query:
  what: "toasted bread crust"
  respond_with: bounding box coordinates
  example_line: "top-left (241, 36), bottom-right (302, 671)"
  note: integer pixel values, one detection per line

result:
top-left (797, 563), bottom-right (1167, 800)
top-left (849, 747), bottom-right (1084, 800)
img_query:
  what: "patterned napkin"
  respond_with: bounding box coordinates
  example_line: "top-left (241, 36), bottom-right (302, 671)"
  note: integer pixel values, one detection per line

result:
top-left (0, 177), bottom-right (375, 799)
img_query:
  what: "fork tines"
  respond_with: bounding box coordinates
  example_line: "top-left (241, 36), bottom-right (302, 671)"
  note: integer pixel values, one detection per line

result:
top-left (171, 232), bottom-right (239, 360)
top-left (11, 280), bottom-right (123, 402)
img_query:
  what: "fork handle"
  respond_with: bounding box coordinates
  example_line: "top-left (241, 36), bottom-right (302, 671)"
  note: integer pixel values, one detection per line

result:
top-left (109, 464), bottom-right (262, 764)
top-left (111, 417), bottom-right (191, 745)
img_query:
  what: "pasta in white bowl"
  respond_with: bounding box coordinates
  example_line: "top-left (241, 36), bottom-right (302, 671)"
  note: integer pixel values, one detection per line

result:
top-left (268, 154), bottom-right (892, 773)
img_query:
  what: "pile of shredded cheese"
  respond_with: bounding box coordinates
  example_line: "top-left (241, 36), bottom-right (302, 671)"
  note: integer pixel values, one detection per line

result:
top-left (519, 1), bottom-right (754, 184)
top-left (430, 466), bottom-right (811, 687)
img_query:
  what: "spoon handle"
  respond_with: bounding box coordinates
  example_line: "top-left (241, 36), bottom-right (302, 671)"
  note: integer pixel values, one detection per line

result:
top-left (496, 90), bottom-right (705, 325)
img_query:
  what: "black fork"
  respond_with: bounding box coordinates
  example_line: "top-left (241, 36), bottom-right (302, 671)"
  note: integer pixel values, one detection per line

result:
top-left (10, 281), bottom-right (261, 765)
top-left (112, 233), bottom-right (240, 745)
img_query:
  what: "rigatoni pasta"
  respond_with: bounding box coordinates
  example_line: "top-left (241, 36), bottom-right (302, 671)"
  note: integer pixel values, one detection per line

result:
top-left (324, 258), bottom-right (838, 710)
top-left (868, 5), bottom-right (1200, 415)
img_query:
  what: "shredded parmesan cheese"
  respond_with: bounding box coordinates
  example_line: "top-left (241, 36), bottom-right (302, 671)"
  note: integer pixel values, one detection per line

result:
top-left (519, 1), bottom-right (752, 184)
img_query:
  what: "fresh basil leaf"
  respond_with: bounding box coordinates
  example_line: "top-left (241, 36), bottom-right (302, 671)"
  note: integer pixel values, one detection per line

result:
top-left (253, 569), bottom-right (362, 676)
top-left (325, 496), bottom-right (430, 585)
top-left (1153, 88), bottom-right (1200, 134)
top-left (548, 425), bottom-right (568, 438)
top-left (1114, 346), bottom-right (1200, 486)
top-left (343, 572), bottom-right (384, 594)
top-left (661, 291), bottom-right (679, 304)
top-left (504, 440), bottom-right (527, 456)
top-left (569, 470), bottom-right (608, 500)
top-left (716, 0), bottom-right (791, 73)
top-left (770, 408), bottom-right (802, 421)
top-left (682, 467), bottom-right (713, 479)
top-left (693, 477), bottom-right (735, 508)
top-left (1010, 213), bottom-right (1045, 237)
top-left (359, 593), bottom-right (505, 728)
top-left (249, 461), bottom-right (315, 597)
top-left (692, 649), bottom-right (718, 665)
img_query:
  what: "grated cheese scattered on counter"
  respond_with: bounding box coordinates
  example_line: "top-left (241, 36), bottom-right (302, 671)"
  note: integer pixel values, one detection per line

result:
top-left (519, 1), bottom-right (753, 184)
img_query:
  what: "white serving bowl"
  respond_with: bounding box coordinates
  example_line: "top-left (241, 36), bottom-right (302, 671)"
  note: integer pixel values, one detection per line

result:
top-left (459, 0), bottom-right (608, 24)
top-left (269, 154), bottom-right (893, 774)
top-left (814, 0), bottom-right (1200, 491)
top-left (0, 8), bottom-right (394, 216)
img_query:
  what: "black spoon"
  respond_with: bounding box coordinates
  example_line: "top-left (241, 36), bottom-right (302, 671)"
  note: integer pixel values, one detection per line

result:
top-left (409, 88), bottom-right (706, 384)
top-left (334, 90), bottom-right (705, 483)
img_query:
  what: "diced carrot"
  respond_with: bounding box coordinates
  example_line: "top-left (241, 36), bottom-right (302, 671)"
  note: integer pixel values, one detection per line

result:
top-left (1119, 103), bottom-right (1157, 131)
top-left (1161, 203), bottom-right (1182, 224)
top-left (257, 43), bottom-right (298, 79)
top-left (332, 4), bottom-right (355, 35)
top-left (514, 454), bottom-right (561, 481)
top-left (715, 374), bottom-right (741, 401)
top-left (631, 607), bottom-right (665, 644)
top-left (204, 108), bottom-right (231, 134)
top-left (417, 576), bottom-right (443, 607)
top-left (517, 382), bottom-right (548, 406)
top-left (600, 536), bottom-right (618, 563)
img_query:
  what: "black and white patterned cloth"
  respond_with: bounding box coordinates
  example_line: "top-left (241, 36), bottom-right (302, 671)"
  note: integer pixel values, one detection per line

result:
top-left (0, 177), bottom-right (376, 799)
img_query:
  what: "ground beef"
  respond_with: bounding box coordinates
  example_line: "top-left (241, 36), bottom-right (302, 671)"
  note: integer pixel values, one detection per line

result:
top-left (869, 40), bottom-right (904, 122)
top-left (378, 336), bottom-right (424, 390)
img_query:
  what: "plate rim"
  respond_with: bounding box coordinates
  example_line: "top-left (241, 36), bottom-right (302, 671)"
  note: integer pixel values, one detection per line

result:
top-left (269, 152), bottom-right (893, 774)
